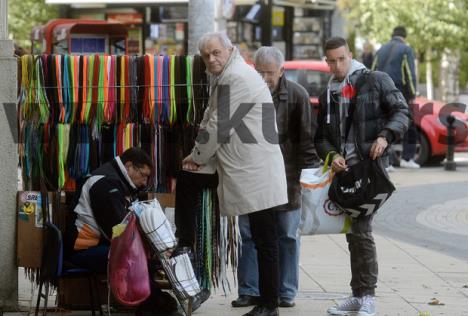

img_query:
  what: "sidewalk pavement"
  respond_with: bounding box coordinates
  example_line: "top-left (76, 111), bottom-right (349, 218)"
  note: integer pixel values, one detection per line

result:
top-left (14, 232), bottom-right (468, 316)
top-left (12, 161), bottom-right (468, 316)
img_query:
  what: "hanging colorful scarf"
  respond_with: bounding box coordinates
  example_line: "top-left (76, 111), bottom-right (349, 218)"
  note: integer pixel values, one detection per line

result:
top-left (83, 55), bottom-right (94, 124)
top-left (161, 55), bottom-right (170, 124)
top-left (156, 56), bottom-right (164, 124)
top-left (95, 55), bottom-right (105, 127)
top-left (110, 55), bottom-right (117, 123)
top-left (169, 55), bottom-right (177, 125)
top-left (54, 55), bottom-right (65, 123)
top-left (142, 54), bottom-right (155, 123)
top-left (128, 56), bottom-right (138, 123)
top-left (153, 55), bottom-right (160, 124)
top-left (185, 55), bottom-right (194, 124)
top-left (89, 54), bottom-right (101, 125)
top-left (70, 55), bottom-right (80, 124)
top-left (120, 55), bottom-right (130, 123)
top-left (63, 55), bottom-right (72, 123)
top-left (57, 123), bottom-right (70, 188)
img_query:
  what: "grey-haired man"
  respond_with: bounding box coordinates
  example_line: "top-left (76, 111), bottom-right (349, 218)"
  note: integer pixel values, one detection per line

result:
top-left (232, 46), bottom-right (317, 309)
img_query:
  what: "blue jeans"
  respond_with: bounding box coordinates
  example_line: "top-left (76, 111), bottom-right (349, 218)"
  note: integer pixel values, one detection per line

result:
top-left (237, 208), bottom-right (301, 301)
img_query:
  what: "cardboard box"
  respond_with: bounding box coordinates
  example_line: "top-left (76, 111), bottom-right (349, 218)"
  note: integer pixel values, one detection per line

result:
top-left (16, 191), bottom-right (53, 268)
top-left (146, 192), bottom-right (176, 209)
top-left (57, 277), bottom-right (108, 310)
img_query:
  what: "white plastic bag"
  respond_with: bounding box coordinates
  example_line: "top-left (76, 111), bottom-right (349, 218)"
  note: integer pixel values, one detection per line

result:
top-left (161, 253), bottom-right (201, 299)
top-left (300, 167), bottom-right (351, 235)
top-left (131, 199), bottom-right (177, 252)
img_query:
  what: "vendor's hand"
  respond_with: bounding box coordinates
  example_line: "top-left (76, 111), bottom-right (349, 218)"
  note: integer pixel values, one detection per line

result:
top-left (182, 154), bottom-right (201, 171)
top-left (331, 154), bottom-right (347, 173)
top-left (370, 137), bottom-right (388, 160)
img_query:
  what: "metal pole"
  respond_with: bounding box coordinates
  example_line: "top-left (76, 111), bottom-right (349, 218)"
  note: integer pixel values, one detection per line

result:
top-left (445, 115), bottom-right (457, 171)
top-left (188, 0), bottom-right (215, 55)
top-left (0, 0), bottom-right (19, 310)
top-left (260, 0), bottom-right (272, 46)
top-left (0, 0), bottom-right (8, 40)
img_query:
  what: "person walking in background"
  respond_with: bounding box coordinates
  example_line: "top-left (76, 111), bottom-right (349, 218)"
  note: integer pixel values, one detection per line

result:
top-left (361, 41), bottom-right (374, 69)
top-left (373, 26), bottom-right (420, 169)
top-left (316, 37), bottom-right (409, 316)
top-left (231, 46), bottom-right (318, 309)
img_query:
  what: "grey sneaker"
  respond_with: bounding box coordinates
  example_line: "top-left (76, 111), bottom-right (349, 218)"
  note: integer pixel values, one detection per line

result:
top-left (357, 295), bottom-right (375, 316)
top-left (327, 296), bottom-right (361, 315)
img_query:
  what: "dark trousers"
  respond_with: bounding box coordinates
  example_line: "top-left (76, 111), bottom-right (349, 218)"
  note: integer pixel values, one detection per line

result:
top-left (248, 208), bottom-right (279, 308)
top-left (402, 99), bottom-right (418, 161)
top-left (174, 170), bottom-right (218, 248)
top-left (68, 245), bottom-right (109, 274)
top-left (402, 122), bottom-right (418, 161)
top-left (347, 214), bottom-right (378, 297)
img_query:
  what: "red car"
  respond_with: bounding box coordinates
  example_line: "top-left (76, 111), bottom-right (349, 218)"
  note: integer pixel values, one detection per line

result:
top-left (283, 60), bottom-right (468, 165)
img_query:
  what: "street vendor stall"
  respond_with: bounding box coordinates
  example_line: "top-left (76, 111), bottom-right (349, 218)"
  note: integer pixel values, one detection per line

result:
top-left (31, 19), bottom-right (128, 55)
top-left (16, 52), bottom-right (239, 313)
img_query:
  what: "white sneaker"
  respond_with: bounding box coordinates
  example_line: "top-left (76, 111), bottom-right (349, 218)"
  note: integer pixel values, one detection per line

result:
top-left (357, 295), bottom-right (375, 316)
top-left (327, 296), bottom-right (361, 315)
top-left (400, 159), bottom-right (420, 169)
top-left (385, 165), bottom-right (395, 172)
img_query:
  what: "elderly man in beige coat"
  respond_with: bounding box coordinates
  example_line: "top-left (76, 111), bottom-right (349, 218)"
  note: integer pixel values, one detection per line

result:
top-left (181, 32), bottom-right (287, 316)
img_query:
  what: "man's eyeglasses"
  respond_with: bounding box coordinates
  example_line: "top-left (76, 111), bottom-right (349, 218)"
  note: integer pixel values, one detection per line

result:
top-left (133, 165), bottom-right (151, 178)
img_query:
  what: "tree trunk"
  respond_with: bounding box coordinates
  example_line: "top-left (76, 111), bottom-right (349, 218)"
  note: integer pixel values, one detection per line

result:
top-left (439, 48), bottom-right (460, 103)
top-left (425, 47), bottom-right (433, 100)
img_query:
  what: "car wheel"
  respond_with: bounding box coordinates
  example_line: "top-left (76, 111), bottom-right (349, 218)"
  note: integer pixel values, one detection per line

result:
top-left (414, 132), bottom-right (430, 166)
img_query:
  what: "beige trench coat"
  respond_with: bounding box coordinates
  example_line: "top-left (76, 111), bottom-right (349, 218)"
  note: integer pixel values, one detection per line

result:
top-left (191, 48), bottom-right (288, 216)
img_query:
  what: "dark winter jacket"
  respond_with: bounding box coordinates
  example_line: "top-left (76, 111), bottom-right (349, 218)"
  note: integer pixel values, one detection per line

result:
top-left (64, 157), bottom-right (139, 256)
top-left (373, 37), bottom-right (417, 101)
top-left (273, 76), bottom-right (318, 211)
top-left (315, 70), bottom-right (410, 164)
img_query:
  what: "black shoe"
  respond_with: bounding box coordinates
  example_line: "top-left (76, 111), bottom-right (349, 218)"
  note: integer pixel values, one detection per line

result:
top-left (242, 305), bottom-right (279, 316)
top-left (135, 290), bottom-right (179, 316)
top-left (231, 295), bottom-right (260, 307)
top-left (279, 299), bottom-right (295, 307)
top-left (190, 288), bottom-right (210, 312)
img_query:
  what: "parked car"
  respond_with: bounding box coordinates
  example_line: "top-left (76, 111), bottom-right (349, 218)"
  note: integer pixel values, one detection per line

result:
top-left (283, 60), bottom-right (468, 165)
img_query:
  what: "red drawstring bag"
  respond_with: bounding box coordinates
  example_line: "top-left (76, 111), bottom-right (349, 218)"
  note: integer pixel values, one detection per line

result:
top-left (108, 212), bottom-right (151, 306)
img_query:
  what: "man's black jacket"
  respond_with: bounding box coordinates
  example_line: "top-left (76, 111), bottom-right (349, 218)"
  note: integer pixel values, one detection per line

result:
top-left (314, 70), bottom-right (410, 163)
top-left (273, 76), bottom-right (318, 211)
